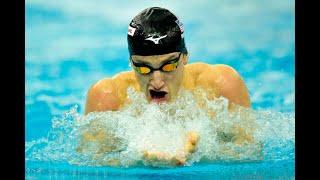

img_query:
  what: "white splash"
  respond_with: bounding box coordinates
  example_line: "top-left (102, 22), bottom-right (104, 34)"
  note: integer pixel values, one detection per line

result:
top-left (26, 87), bottom-right (295, 167)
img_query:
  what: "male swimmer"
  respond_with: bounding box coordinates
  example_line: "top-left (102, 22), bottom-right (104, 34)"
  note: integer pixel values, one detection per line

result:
top-left (79, 7), bottom-right (258, 166)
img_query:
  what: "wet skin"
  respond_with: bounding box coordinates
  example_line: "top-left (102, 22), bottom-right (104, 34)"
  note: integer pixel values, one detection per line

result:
top-left (81, 52), bottom-right (255, 166)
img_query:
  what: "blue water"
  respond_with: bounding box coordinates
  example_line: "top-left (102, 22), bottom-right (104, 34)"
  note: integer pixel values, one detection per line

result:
top-left (26, 0), bottom-right (295, 179)
top-left (26, 160), bottom-right (294, 179)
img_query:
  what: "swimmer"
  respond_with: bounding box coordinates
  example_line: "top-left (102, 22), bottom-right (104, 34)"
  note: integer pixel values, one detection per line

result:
top-left (80, 7), bottom-right (259, 166)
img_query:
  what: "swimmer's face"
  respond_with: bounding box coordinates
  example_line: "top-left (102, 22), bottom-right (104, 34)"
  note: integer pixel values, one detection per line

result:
top-left (131, 52), bottom-right (188, 103)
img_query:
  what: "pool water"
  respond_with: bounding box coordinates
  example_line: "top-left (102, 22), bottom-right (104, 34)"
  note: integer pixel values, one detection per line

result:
top-left (26, 160), bottom-right (294, 179)
top-left (25, 89), bottom-right (294, 179)
top-left (26, 0), bottom-right (295, 179)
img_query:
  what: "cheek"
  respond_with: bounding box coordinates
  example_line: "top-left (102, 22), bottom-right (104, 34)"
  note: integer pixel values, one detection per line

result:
top-left (172, 66), bottom-right (184, 82)
top-left (167, 68), bottom-right (184, 89)
top-left (135, 73), bottom-right (149, 88)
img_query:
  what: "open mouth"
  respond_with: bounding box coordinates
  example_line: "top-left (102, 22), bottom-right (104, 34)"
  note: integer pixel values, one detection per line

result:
top-left (149, 90), bottom-right (168, 101)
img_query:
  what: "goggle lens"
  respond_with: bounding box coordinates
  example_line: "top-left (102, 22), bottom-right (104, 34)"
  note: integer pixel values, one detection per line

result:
top-left (137, 66), bottom-right (151, 74)
top-left (162, 63), bottom-right (178, 72)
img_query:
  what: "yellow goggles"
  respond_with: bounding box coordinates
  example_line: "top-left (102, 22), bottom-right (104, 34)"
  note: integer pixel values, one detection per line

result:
top-left (131, 53), bottom-right (181, 75)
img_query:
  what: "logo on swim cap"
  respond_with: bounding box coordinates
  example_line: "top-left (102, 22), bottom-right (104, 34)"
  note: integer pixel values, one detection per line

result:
top-left (128, 25), bottom-right (136, 36)
top-left (145, 34), bottom-right (167, 44)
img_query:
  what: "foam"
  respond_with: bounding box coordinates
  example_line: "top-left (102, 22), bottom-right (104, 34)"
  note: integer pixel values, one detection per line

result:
top-left (26, 87), bottom-right (295, 167)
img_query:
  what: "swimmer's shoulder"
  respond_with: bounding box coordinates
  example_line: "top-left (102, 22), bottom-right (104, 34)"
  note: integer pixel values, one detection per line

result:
top-left (185, 62), bottom-right (243, 83)
top-left (88, 70), bottom-right (138, 95)
top-left (209, 64), bottom-right (251, 108)
top-left (184, 62), bottom-right (211, 74)
top-left (185, 62), bottom-right (238, 75)
top-left (87, 71), bottom-right (135, 93)
top-left (111, 71), bottom-right (140, 93)
top-left (85, 71), bottom-right (139, 114)
top-left (85, 77), bottom-right (120, 114)
top-left (185, 62), bottom-right (250, 107)
top-left (112, 71), bottom-right (138, 86)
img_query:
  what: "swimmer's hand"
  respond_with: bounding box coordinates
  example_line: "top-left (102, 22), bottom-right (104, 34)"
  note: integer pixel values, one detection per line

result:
top-left (142, 131), bottom-right (199, 166)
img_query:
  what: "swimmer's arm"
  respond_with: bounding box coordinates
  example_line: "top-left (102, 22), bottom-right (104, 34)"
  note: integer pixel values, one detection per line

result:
top-left (198, 65), bottom-right (262, 157)
top-left (82, 78), bottom-right (127, 153)
top-left (203, 65), bottom-right (260, 144)
top-left (198, 65), bottom-right (257, 142)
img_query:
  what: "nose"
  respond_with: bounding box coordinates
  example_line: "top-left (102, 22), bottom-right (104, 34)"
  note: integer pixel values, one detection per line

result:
top-left (150, 70), bottom-right (165, 90)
